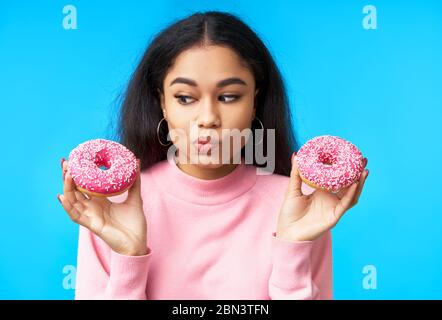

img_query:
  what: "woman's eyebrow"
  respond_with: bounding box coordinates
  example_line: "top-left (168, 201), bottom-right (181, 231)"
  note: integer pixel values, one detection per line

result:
top-left (169, 77), bottom-right (247, 87)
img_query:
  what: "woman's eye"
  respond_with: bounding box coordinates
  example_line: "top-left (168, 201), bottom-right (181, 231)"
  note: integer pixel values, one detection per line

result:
top-left (174, 94), bottom-right (241, 105)
top-left (219, 95), bottom-right (240, 103)
top-left (174, 95), bottom-right (195, 105)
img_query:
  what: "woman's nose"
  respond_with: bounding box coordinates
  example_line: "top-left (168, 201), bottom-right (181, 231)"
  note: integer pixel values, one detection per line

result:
top-left (197, 99), bottom-right (220, 128)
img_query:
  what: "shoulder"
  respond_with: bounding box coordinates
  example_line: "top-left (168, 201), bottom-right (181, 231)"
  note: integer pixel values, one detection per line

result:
top-left (256, 169), bottom-right (290, 188)
top-left (250, 166), bottom-right (316, 203)
top-left (252, 167), bottom-right (290, 201)
top-left (139, 159), bottom-right (169, 192)
top-left (141, 159), bottom-right (171, 179)
top-left (252, 165), bottom-right (316, 197)
top-left (108, 160), bottom-right (167, 204)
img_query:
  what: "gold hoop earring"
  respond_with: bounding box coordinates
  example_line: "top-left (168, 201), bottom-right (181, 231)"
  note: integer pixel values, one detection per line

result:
top-left (253, 116), bottom-right (264, 145)
top-left (157, 117), bottom-right (172, 146)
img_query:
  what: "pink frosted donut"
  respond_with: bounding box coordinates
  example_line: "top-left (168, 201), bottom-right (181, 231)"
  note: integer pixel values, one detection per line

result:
top-left (295, 135), bottom-right (364, 192)
top-left (67, 139), bottom-right (138, 197)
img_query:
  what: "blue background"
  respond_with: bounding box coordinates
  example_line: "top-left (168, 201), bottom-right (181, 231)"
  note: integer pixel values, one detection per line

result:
top-left (0, 0), bottom-right (441, 299)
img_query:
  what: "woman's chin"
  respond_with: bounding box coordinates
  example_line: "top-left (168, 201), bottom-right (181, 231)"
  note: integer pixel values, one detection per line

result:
top-left (189, 155), bottom-right (224, 168)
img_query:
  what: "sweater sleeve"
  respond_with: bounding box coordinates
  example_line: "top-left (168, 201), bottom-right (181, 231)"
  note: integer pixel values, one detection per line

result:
top-left (268, 230), bottom-right (333, 300)
top-left (74, 225), bottom-right (152, 300)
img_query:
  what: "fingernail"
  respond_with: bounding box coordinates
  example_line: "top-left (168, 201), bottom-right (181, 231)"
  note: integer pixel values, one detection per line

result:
top-left (291, 152), bottom-right (296, 163)
top-left (60, 158), bottom-right (65, 169)
top-left (57, 194), bottom-right (62, 204)
top-left (363, 157), bottom-right (368, 167)
top-left (365, 169), bottom-right (369, 178)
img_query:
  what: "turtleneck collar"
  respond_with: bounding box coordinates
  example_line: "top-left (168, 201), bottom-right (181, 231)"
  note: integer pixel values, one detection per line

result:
top-left (149, 156), bottom-right (258, 205)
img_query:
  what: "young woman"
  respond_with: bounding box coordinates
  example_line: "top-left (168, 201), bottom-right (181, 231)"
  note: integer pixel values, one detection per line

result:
top-left (58, 11), bottom-right (368, 300)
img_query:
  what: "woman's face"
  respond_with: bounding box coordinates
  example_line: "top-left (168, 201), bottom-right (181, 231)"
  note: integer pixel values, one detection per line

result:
top-left (159, 45), bottom-right (258, 169)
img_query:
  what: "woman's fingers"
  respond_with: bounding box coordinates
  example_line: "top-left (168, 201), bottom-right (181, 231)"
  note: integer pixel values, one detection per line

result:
top-left (334, 169), bottom-right (368, 215)
top-left (75, 190), bottom-right (89, 202)
top-left (336, 185), bottom-right (350, 200)
top-left (60, 157), bottom-right (109, 224)
top-left (286, 153), bottom-right (303, 198)
top-left (88, 194), bottom-right (111, 208)
top-left (58, 194), bottom-right (90, 228)
top-left (60, 158), bottom-right (65, 180)
top-left (350, 169), bottom-right (369, 207)
top-left (334, 181), bottom-right (359, 221)
top-left (62, 163), bottom-right (88, 203)
top-left (62, 163), bottom-right (89, 205)
top-left (335, 159), bottom-right (368, 201)
top-left (63, 171), bottom-right (80, 206)
top-left (126, 159), bottom-right (142, 205)
top-left (61, 158), bottom-right (68, 181)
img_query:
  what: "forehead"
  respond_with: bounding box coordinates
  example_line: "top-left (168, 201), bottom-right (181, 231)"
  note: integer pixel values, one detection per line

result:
top-left (164, 45), bottom-right (254, 87)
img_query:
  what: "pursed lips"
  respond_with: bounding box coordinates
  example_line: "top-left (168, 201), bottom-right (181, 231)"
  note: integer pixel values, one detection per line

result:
top-left (193, 136), bottom-right (219, 146)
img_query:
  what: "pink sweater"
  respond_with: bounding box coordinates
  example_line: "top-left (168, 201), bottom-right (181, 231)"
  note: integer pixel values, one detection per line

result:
top-left (74, 157), bottom-right (333, 300)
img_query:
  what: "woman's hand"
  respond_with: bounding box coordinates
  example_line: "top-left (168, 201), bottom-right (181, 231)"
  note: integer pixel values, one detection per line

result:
top-left (276, 154), bottom-right (369, 242)
top-left (58, 158), bottom-right (148, 256)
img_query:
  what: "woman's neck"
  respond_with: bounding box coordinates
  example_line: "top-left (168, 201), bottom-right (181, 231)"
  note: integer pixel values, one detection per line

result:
top-left (176, 161), bottom-right (239, 180)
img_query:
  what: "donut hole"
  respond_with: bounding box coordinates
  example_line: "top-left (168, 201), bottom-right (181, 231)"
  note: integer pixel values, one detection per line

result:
top-left (322, 160), bottom-right (333, 167)
top-left (96, 160), bottom-right (111, 171)
top-left (94, 150), bottom-right (112, 171)
top-left (318, 152), bottom-right (335, 167)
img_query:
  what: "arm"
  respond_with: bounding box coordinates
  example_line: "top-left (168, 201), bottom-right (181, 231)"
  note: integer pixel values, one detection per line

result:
top-left (59, 160), bottom-right (152, 300)
top-left (269, 153), bottom-right (367, 299)
top-left (74, 225), bottom-right (152, 300)
top-left (268, 230), bottom-right (332, 300)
